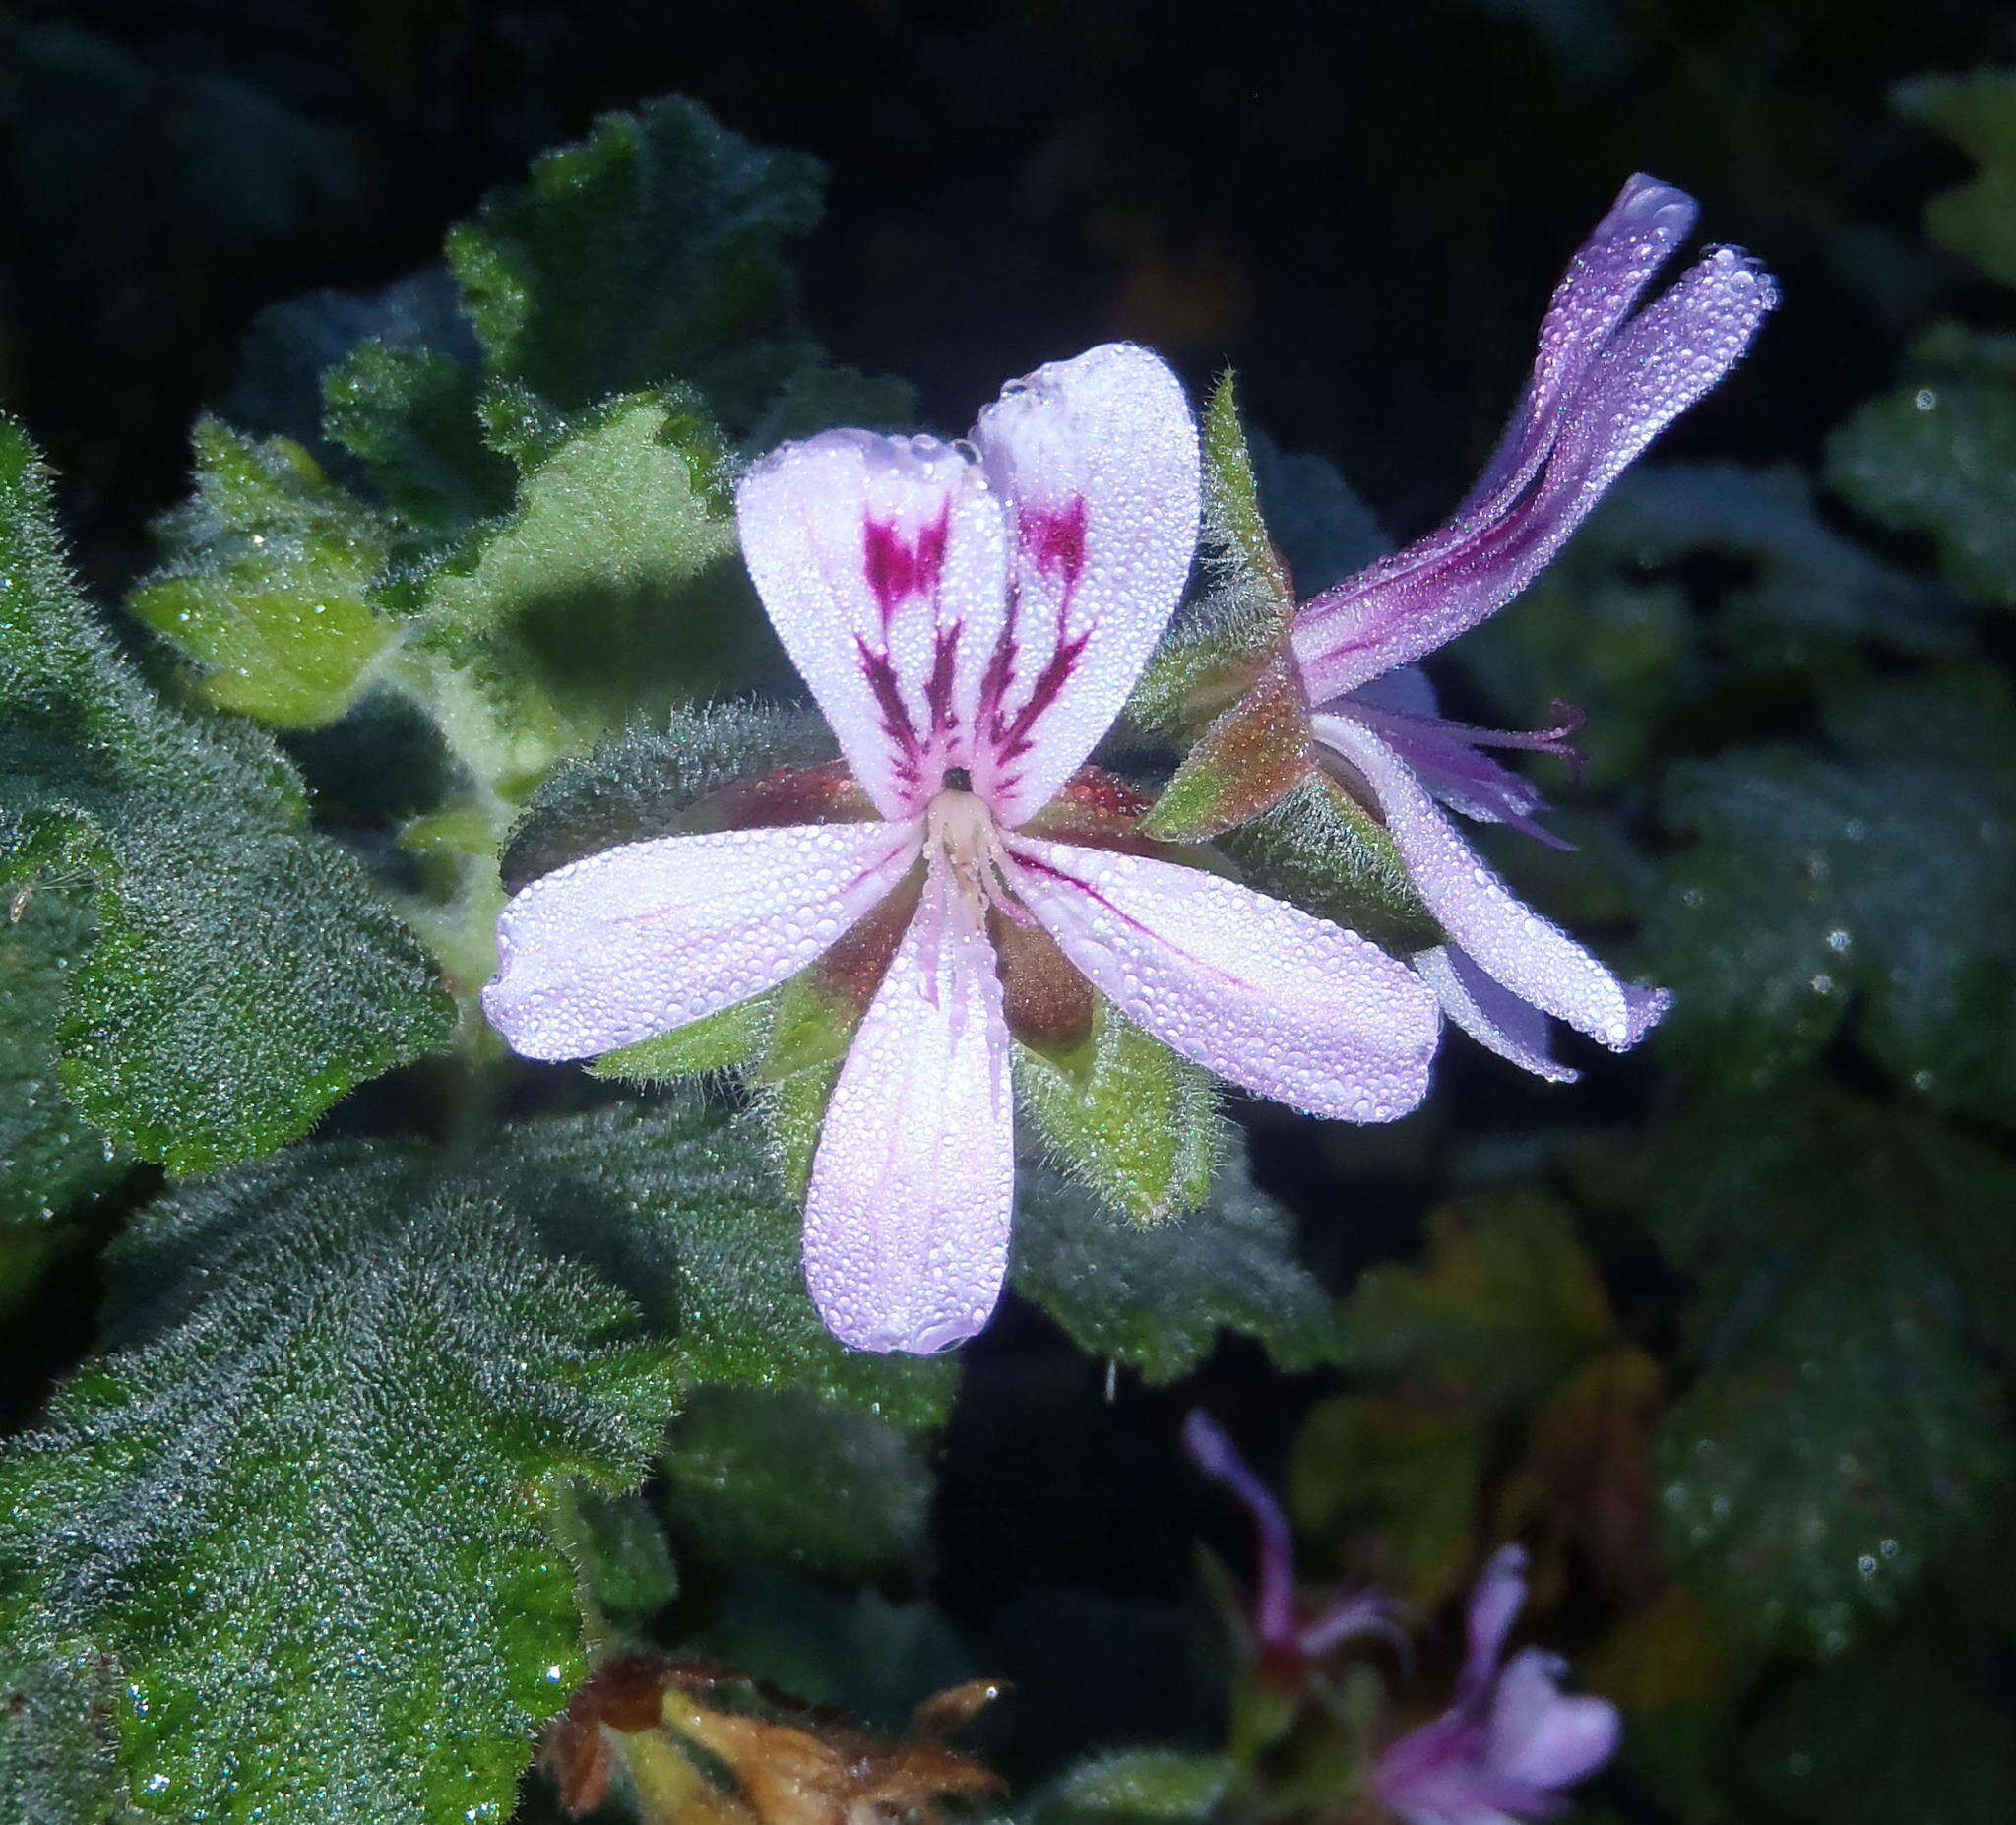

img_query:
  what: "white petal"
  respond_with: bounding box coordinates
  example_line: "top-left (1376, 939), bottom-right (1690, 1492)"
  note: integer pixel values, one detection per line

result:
top-left (969, 344), bottom-right (1200, 824)
top-left (1416, 945), bottom-right (1579, 1084)
top-left (735, 430), bottom-right (1010, 819)
top-left (484, 822), bottom-right (919, 1060)
top-left (1007, 836), bottom-right (1438, 1121)
top-left (804, 869), bottom-right (1016, 1353)
top-left (1314, 715), bottom-right (1661, 1050)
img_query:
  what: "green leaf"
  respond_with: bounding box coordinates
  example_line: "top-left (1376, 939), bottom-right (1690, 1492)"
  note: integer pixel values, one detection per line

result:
top-left (498, 1100), bottom-right (957, 1427)
top-left (1897, 70), bottom-right (2016, 292)
top-left (0, 1641), bottom-right (126, 1825)
top-left (1337, 1191), bottom-right (1616, 1405)
top-left (130, 419), bottom-right (395, 728)
top-left (1648, 1092), bottom-right (2013, 1656)
top-left (1643, 665), bottom-right (2016, 1120)
top-left (415, 393), bottom-right (757, 743)
top-left (0, 888), bottom-right (125, 1227)
top-left (1221, 771), bottom-right (1442, 955)
top-left (0, 416), bottom-right (452, 1172)
top-left (0, 1142), bottom-right (680, 1825)
top-left (1017, 1008), bottom-right (1223, 1222)
top-left (1010, 1145), bottom-right (1339, 1382)
top-left (550, 1484), bottom-right (679, 1621)
top-left (1828, 326), bottom-right (2016, 607)
top-left (1288, 1395), bottom-right (1484, 1610)
top-left (447, 97), bottom-right (825, 428)
top-left (321, 340), bottom-right (515, 532)
top-left (1032, 1749), bottom-right (1236, 1825)
top-left (501, 702), bottom-right (834, 890)
top-left (661, 1386), bottom-right (931, 1575)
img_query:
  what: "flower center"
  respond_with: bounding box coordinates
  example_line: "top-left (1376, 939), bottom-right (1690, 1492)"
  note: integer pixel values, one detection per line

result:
top-left (925, 786), bottom-right (1032, 927)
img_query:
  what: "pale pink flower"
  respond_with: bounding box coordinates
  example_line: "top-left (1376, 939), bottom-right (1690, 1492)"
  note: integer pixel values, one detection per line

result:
top-left (485, 345), bottom-right (1439, 1353)
top-left (1292, 177), bottom-right (1778, 1080)
top-left (1376, 1546), bottom-right (1619, 1825)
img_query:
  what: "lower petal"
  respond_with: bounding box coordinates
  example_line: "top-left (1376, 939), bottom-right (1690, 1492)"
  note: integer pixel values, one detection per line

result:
top-left (1417, 946), bottom-right (1578, 1085)
top-left (804, 871), bottom-right (1016, 1354)
top-left (1314, 715), bottom-right (1663, 1051)
top-left (1007, 837), bottom-right (1438, 1122)
top-left (484, 822), bottom-right (919, 1061)
top-left (1487, 1650), bottom-right (1622, 1791)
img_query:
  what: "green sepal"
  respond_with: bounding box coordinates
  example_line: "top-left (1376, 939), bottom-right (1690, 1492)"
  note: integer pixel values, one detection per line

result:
top-left (131, 418), bottom-right (395, 728)
top-left (1128, 372), bottom-right (1299, 736)
top-left (591, 991), bottom-right (778, 1084)
top-left (1222, 769), bottom-right (1443, 954)
top-left (758, 1061), bottom-right (844, 1203)
top-left (755, 972), bottom-right (868, 1083)
top-left (1017, 1006), bottom-right (1223, 1222)
top-left (1141, 643), bottom-right (1315, 841)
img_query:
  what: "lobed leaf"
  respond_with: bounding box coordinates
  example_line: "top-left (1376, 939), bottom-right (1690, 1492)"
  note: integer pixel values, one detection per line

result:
top-left (1010, 1145), bottom-right (1339, 1382)
top-left (0, 416), bottom-right (452, 1172)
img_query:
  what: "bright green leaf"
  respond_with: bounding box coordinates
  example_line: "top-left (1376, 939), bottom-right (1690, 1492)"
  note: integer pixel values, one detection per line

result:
top-left (662, 1385), bottom-right (931, 1574)
top-left (321, 340), bottom-right (514, 532)
top-left (131, 419), bottom-right (395, 727)
top-left (0, 416), bottom-right (452, 1172)
top-left (1010, 1146), bottom-right (1339, 1382)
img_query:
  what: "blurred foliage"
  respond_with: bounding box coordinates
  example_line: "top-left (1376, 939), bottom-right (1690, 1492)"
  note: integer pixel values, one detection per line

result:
top-left (0, 7), bottom-right (2014, 1825)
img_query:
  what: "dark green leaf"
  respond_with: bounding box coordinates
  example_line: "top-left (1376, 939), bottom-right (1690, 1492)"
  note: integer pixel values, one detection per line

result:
top-left (321, 341), bottom-right (514, 532)
top-left (0, 416), bottom-right (452, 1172)
top-left (447, 97), bottom-right (825, 427)
top-left (662, 1385), bottom-right (931, 1574)
top-left (0, 889), bottom-right (124, 1227)
top-left (0, 1143), bottom-right (679, 1825)
top-left (1897, 71), bottom-right (2016, 292)
top-left (1010, 1145), bottom-right (1338, 1382)
top-left (550, 1485), bottom-right (679, 1621)
top-left (1643, 665), bottom-right (2016, 1119)
top-left (0, 1641), bottom-right (126, 1825)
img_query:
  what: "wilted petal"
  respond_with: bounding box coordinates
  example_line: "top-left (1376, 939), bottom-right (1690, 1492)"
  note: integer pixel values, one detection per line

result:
top-left (1487, 1650), bottom-right (1622, 1791)
top-left (1417, 945), bottom-right (1579, 1085)
top-left (804, 870), bottom-right (1015, 1354)
top-left (1292, 198), bottom-right (1776, 703)
top-left (1006, 836), bottom-right (1438, 1121)
top-left (737, 430), bottom-right (1009, 819)
top-left (970, 343), bottom-right (1200, 824)
top-left (1313, 716), bottom-right (1663, 1052)
top-left (485, 823), bottom-right (919, 1061)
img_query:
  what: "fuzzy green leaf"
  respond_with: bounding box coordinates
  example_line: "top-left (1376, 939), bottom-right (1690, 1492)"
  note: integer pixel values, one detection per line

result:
top-left (1017, 1008), bottom-right (1223, 1222)
top-left (0, 889), bottom-right (125, 1227)
top-left (130, 419), bottom-right (395, 728)
top-left (1010, 1146), bottom-right (1338, 1381)
top-left (447, 97), bottom-right (824, 427)
top-left (1827, 327), bottom-right (2016, 607)
top-left (0, 1641), bottom-right (126, 1825)
top-left (550, 1485), bottom-right (679, 1621)
top-left (661, 1386), bottom-right (931, 1574)
top-left (321, 340), bottom-right (515, 532)
top-left (1643, 666), bottom-right (2016, 1119)
top-left (0, 1143), bottom-right (680, 1825)
top-left (0, 417), bottom-right (452, 1171)
top-left (1033, 1749), bottom-right (1236, 1825)
top-left (1648, 1092), bottom-right (2014, 1655)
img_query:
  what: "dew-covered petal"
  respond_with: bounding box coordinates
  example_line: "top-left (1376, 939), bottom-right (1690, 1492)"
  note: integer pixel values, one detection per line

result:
top-left (804, 869), bottom-right (1015, 1354)
top-left (1417, 945), bottom-right (1578, 1084)
top-left (1314, 716), bottom-right (1666, 1052)
top-left (1007, 836), bottom-right (1438, 1121)
top-left (969, 343), bottom-right (1200, 824)
top-left (1457, 175), bottom-right (1699, 521)
top-left (1292, 210), bottom-right (1776, 704)
top-left (1486, 1649), bottom-right (1622, 1791)
top-left (736, 429), bottom-right (1009, 819)
top-left (484, 822), bottom-right (920, 1061)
